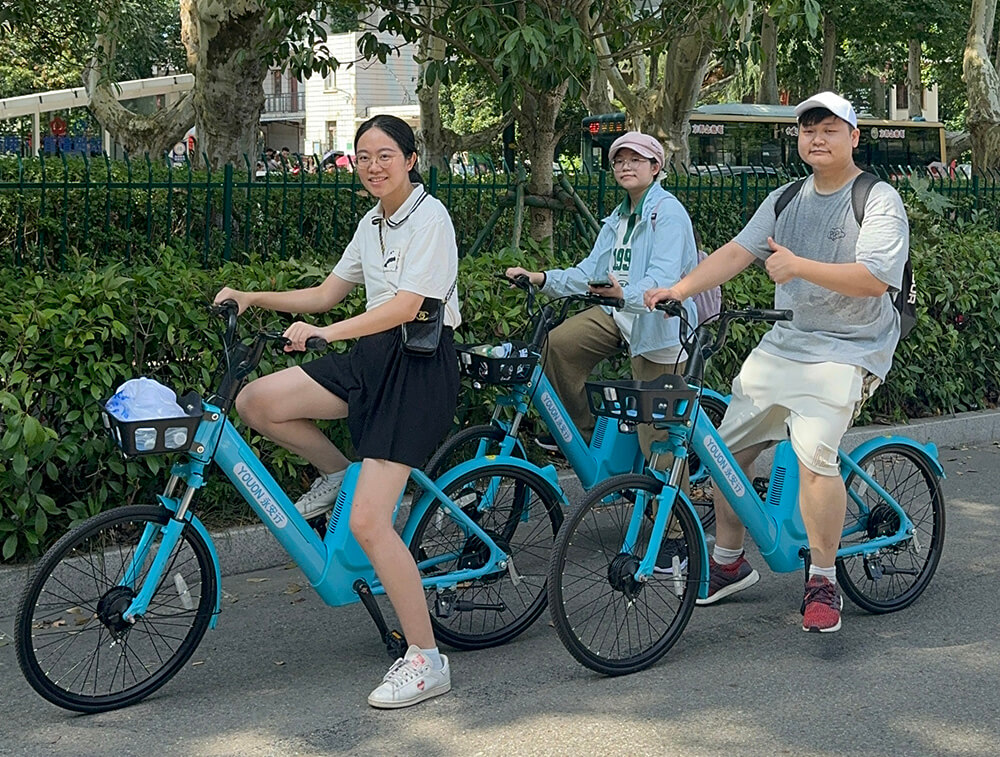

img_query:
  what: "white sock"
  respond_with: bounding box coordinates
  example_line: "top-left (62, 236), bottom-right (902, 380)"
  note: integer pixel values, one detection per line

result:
top-left (809, 565), bottom-right (837, 583)
top-left (421, 646), bottom-right (444, 670)
top-left (713, 546), bottom-right (743, 565)
top-left (323, 469), bottom-right (346, 485)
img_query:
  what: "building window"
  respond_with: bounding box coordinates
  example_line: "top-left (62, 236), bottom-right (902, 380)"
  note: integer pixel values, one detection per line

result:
top-left (326, 121), bottom-right (337, 150)
top-left (324, 69), bottom-right (337, 92)
top-left (272, 71), bottom-right (282, 97)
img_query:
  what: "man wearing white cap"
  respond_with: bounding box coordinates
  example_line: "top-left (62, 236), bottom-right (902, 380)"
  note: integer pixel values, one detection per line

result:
top-left (506, 131), bottom-right (698, 565)
top-left (645, 92), bottom-right (909, 633)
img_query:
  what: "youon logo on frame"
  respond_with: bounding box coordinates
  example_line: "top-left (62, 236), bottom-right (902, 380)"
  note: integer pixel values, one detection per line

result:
top-left (233, 462), bottom-right (288, 528)
top-left (540, 391), bottom-right (574, 443)
top-left (702, 435), bottom-right (745, 497)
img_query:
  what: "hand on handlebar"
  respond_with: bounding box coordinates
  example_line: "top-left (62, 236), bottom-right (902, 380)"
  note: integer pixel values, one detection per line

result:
top-left (213, 287), bottom-right (253, 315)
top-left (644, 286), bottom-right (684, 314)
top-left (504, 267), bottom-right (544, 288)
top-left (282, 321), bottom-right (330, 352)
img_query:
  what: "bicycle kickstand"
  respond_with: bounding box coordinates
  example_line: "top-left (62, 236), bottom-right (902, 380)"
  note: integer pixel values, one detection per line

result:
top-left (353, 579), bottom-right (408, 659)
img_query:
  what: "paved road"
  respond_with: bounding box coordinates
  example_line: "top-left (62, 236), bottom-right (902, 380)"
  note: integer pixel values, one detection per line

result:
top-left (1, 443), bottom-right (997, 757)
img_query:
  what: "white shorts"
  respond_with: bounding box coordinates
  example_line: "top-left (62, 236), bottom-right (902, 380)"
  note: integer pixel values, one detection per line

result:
top-left (717, 349), bottom-right (878, 476)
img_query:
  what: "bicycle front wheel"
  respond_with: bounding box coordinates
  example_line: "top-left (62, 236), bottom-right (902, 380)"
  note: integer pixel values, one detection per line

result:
top-left (425, 423), bottom-right (525, 478)
top-left (410, 464), bottom-right (563, 650)
top-left (837, 444), bottom-right (945, 613)
top-left (15, 505), bottom-right (217, 713)
top-left (548, 474), bottom-right (701, 676)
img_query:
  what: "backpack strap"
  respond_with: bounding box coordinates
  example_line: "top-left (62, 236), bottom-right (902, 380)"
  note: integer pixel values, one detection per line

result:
top-left (850, 171), bottom-right (881, 227)
top-left (773, 177), bottom-right (807, 219)
top-left (774, 172), bottom-right (882, 226)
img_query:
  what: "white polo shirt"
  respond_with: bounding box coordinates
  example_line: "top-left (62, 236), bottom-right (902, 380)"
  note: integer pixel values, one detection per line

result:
top-left (333, 185), bottom-right (462, 328)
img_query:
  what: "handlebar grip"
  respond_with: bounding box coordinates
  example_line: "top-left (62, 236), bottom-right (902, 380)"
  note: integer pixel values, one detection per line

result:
top-left (496, 272), bottom-right (530, 289)
top-left (654, 299), bottom-right (684, 316)
top-left (745, 309), bottom-right (793, 322)
top-left (595, 296), bottom-right (626, 309)
top-left (304, 336), bottom-right (328, 351)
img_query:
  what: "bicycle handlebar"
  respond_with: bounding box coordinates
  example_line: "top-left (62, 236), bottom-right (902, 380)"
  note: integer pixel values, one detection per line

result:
top-left (653, 299), bottom-right (794, 384)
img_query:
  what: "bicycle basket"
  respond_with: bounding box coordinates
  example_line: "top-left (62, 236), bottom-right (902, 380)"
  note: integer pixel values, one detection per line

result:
top-left (101, 390), bottom-right (204, 457)
top-left (456, 341), bottom-right (538, 385)
top-left (585, 375), bottom-right (697, 425)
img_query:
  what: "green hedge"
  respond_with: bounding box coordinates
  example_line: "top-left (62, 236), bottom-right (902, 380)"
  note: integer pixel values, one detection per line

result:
top-left (1, 193), bottom-right (997, 564)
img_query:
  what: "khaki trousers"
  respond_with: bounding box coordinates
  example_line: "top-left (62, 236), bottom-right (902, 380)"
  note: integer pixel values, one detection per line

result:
top-left (543, 307), bottom-right (685, 470)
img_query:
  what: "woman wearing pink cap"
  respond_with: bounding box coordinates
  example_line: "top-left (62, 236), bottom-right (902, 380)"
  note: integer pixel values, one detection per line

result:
top-left (506, 131), bottom-right (699, 565)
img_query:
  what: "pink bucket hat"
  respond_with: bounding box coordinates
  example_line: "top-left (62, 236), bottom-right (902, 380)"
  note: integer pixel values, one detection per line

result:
top-left (609, 131), bottom-right (665, 166)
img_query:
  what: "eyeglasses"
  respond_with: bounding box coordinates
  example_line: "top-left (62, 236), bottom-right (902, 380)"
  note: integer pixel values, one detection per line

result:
top-left (356, 151), bottom-right (402, 168)
top-left (611, 157), bottom-right (655, 170)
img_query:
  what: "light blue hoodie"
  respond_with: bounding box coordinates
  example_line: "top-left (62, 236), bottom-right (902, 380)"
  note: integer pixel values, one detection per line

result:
top-left (541, 182), bottom-right (698, 357)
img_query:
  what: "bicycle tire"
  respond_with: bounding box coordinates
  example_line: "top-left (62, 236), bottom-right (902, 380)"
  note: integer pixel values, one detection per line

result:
top-left (425, 424), bottom-right (526, 479)
top-left (686, 393), bottom-right (728, 530)
top-left (547, 474), bottom-right (701, 676)
top-left (410, 463), bottom-right (562, 650)
top-left (837, 444), bottom-right (945, 613)
top-left (15, 505), bottom-right (217, 713)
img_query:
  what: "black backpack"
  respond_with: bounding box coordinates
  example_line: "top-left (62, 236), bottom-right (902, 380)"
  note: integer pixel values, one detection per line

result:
top-left (773, 172), bottom-right (915, 339)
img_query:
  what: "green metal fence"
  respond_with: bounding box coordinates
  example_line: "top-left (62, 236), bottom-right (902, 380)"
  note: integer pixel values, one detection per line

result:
top-left (1, 152), bottom-right (995, 270)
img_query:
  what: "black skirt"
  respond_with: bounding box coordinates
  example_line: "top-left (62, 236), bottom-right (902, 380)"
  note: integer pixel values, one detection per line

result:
top-left (300, 327), bottom-right (459, 468)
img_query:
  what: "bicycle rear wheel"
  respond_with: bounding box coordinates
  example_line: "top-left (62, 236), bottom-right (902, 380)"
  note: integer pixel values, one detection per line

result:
top-left (837, 444), bottom-right (945, 613)
top-left (15, 505), bottom-right (216, 713)
top-left (410, 464), bottom-right (562, 650)
top-left (548, 474), bottom-right (701, 676)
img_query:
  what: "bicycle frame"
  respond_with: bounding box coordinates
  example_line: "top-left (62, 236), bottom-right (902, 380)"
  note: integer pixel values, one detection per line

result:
top-left (121, 400), bottom-right (567, 622)
top-left (628, 394), bottom-right (945, 592)
top-left (484, 360), bottom-right (729, 490)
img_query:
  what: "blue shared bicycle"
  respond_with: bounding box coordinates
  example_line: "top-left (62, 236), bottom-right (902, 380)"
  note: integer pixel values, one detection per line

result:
top-left (426, 275), bottom-right (729, 528)
top-left (15, 302), bottom-right (567, 712)
top-left (547, 303), bottom-right (946, 675)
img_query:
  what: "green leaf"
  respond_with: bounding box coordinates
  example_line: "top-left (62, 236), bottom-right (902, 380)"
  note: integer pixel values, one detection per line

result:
top-left (12, 453), bottom-right (27, 477)
top-left (2, 534), bottom-right (17, 560)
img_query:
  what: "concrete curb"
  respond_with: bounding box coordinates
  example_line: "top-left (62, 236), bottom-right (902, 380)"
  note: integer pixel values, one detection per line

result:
top-left (3, 407), bottom-right (999, 620)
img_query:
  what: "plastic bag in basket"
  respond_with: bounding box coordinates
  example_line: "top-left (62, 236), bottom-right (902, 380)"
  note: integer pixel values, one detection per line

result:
top-left (105, 377), bottom-right (185, 421)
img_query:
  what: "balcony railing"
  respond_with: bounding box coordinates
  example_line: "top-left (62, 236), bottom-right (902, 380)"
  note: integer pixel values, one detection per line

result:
top-left (262, 93), bottom-right (305, 118)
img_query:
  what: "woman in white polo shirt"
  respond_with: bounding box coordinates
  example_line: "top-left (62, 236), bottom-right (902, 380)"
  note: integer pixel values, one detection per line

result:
top-left (213, 115), bottom-right (460, 709)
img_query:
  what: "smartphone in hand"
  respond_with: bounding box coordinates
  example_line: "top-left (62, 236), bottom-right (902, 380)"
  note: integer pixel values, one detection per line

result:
top-left (589, 280), bottom-right (613, 289)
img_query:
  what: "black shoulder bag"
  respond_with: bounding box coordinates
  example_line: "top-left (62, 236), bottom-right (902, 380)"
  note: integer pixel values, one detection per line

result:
top-left (376, 202), bottom-right (456, 357)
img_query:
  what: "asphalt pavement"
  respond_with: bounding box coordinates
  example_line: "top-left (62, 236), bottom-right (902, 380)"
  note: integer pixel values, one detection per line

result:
top-left (1, 414), bottom-right (999, 756)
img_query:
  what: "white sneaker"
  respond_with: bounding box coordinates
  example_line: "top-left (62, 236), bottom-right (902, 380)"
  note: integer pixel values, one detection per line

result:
top-left (367, 645), bottom-right (451, 709)
top-left (294, 470), bottom-right (345, 519)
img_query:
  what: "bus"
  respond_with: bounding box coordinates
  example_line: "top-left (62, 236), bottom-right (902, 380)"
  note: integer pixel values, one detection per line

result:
top-left (581, 103), bottom-right (947, 173)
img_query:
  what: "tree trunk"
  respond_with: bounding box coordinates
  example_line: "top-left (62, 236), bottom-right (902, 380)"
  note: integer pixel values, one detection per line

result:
top-left (415, 1), bottom-right (450, 172)
top-left (586, 64), bottom-right (614, 114)
top-left (88, 1), bottom-right (305, 169)
top-left (964, 0), bottom-right (1000, 173)
top-left (820, 13), bottom-right (837, 91)
top-left (757, 8), bottom-right (779, 104)
top-left (870, 75), bottom-right (887, 119)
top-left (907, 38), bottom-right (923, 118)
top-left (519, 82), bottom-right (568, 246)
top-left (88, 77), bottom-right (195, 158)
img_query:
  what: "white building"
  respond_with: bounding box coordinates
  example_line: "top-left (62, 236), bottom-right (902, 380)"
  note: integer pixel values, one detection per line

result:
top-left (889, 82), bottom-right (939, 123)
top-left (261, 20), bottom-right (419, 158)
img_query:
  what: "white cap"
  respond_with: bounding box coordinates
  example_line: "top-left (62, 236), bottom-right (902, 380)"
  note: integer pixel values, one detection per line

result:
top-left (794, 91), bottom-right (858, 129)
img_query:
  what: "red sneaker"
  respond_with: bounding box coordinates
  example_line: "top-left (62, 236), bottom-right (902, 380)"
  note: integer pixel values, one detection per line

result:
top-left (802, 576), bottom-right (843, 633)
top-left (696, 554), bottom-right (760, 605)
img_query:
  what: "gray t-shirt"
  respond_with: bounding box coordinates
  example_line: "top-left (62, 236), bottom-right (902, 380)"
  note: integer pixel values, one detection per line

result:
top-left (733, 175), bottom-right (908, 379)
